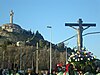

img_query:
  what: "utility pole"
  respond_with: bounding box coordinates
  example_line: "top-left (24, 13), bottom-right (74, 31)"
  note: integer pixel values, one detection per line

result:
top-left (65, 43), bottom-right (69, 64)
top-left (3, 51), bottom-right (5, 69)
top-left (65, 19), bottom-right (96, 50)
top-left (32, 46), bottom-right (34, 70)
top-left (20, 47), bottom-right (22, 71)
top-left (36, 42), bottom-right (39, 74)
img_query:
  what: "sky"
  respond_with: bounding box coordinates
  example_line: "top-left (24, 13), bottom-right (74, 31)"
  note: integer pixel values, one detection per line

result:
top-left (0, 0), bottom-right (100, 59)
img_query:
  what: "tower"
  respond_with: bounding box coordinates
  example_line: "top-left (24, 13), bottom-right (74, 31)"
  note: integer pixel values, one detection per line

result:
top-left (10, 10), bottom-right (14, 24)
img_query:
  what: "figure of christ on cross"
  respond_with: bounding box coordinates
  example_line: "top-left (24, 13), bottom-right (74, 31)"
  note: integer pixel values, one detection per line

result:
top-left (65, 19), bottom-right (96, 51)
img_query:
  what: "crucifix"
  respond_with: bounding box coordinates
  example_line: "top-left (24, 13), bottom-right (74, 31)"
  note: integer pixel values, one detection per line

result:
top-left (65, 18), bottom-right (96, 51)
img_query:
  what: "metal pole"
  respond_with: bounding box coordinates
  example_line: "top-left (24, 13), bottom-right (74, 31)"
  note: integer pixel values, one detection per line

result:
top-left (20, 47), bottom-right (22, 71)
top-left (65, 46), bottom-right (67, 64)
top-left (24, 56), bottom-right (25, 75)
top-left (47, 26), bottom-right (52, 75)
top-left (32, 46), bottom-right (33, 70)
top-left (3, 51), bottom-right (5, 68)
top-left (32, 46), bottom-right (34, 70)
top-left (36, 42), bottom-right (39, 74)
top-left (50, 28), bottom-right (52, 75)
top-left (32, 52), bottom-right (33, 70)
top-left (24, 49), bottom-right (26, 75)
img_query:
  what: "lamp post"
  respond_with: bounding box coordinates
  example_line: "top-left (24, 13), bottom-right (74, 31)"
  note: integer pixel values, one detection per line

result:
top-left (47, 26), bottom-right (52, 75)
top-left (17, 41), bottom-right (22, 71)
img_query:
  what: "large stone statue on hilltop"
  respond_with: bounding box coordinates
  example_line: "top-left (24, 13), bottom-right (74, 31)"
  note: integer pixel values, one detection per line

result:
top-left (10, 10), bottom-right (14, 24)
top-left (1, 10), bottom-right (22, 33)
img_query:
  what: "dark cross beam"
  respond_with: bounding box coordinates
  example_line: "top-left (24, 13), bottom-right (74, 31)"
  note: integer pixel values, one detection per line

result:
top-left (65, 19), bottom-right (96, 51)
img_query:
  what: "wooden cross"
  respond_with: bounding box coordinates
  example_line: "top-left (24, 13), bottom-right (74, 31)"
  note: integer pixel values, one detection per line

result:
top-left (65, 18), bottom-right (96, 50)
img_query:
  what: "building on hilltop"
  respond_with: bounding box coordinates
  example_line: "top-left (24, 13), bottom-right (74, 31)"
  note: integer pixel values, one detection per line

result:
top-left (2, 23), bottom-right (22, 33)
top-left (1, 10), bottom-right (23, 33)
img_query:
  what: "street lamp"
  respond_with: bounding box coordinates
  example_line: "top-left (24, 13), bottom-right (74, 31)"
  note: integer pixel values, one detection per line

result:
top-left (16, 41), bottom-right (25, 73)
top-left (47, 26), bottom-right (52, 75)
top-left (16, 41), bottom-right (22, 71)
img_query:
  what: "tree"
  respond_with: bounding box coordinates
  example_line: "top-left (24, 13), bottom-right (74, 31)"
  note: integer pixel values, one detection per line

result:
top-left (1, 41), bottom-right (7, 68)
top-left (39, 39), bottom-right (45, 48)
top-left (57, 43), bottom-right (65, 51)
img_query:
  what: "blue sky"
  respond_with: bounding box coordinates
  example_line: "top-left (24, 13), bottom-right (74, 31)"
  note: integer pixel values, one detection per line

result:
top-left (0, 0), bottom-right (100, 59)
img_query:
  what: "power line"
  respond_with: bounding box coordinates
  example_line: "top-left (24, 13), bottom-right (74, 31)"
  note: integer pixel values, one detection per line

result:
top-left (59, 31), bottom-right (100, 44)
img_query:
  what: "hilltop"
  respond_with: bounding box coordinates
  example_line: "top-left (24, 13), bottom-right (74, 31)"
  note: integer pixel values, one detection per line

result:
top-left (0, 25), bottom-right (44, 46)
